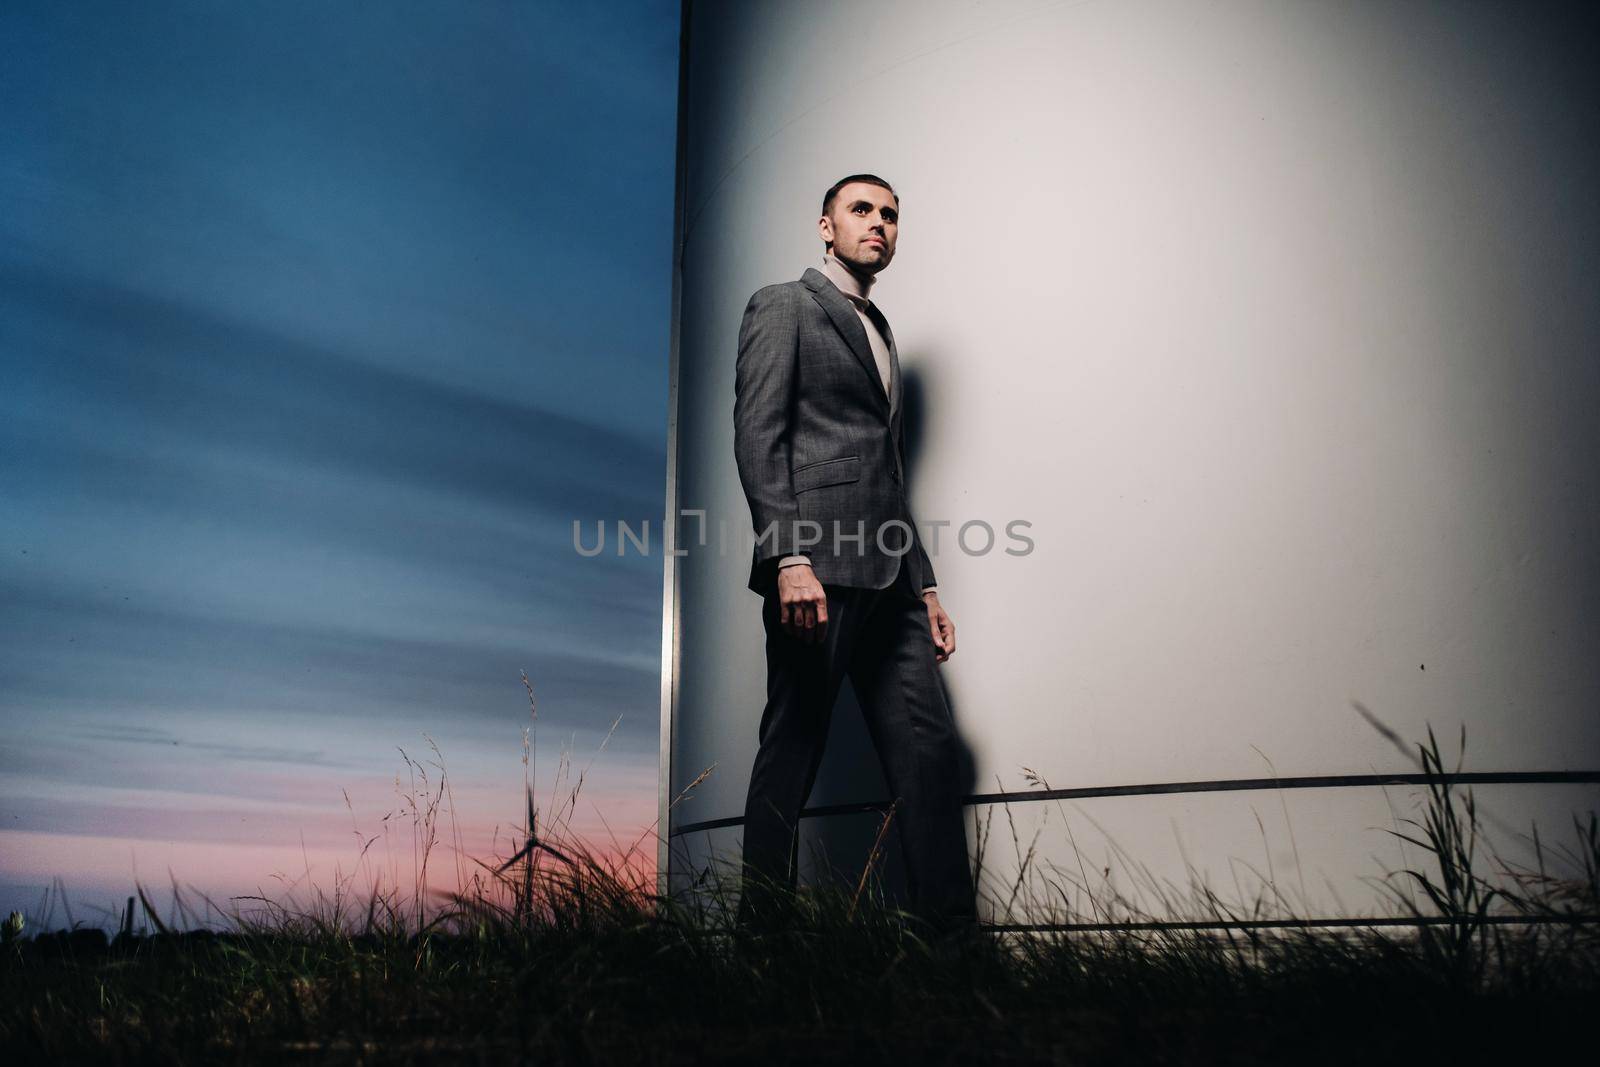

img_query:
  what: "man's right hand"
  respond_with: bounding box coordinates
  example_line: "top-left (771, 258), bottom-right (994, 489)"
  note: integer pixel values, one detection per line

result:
top-left (776, 563), bottom-right (828, 645)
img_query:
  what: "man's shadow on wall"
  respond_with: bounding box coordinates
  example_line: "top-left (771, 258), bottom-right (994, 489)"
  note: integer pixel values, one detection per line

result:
top-left (795, 360), bottom-right (979, 908)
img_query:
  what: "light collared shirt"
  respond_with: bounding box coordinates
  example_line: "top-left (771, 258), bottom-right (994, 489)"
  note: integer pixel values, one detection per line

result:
top-left (820, 251), bottom-right (895, 410)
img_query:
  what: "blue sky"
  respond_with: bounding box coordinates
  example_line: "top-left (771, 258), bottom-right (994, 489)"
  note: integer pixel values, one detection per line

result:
top-left (1, 1), bottom-right (679, 923)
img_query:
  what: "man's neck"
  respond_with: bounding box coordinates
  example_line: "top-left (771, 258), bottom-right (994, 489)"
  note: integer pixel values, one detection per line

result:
top-left (822, 251), bottom-right (875, 304)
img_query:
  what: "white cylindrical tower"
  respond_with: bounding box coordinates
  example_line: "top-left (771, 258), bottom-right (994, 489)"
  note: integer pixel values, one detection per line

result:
top-left (661, 0), bottom-right (1600, 925)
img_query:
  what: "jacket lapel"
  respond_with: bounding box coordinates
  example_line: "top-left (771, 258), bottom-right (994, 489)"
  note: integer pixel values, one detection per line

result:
top-left (801, 267), bottom-right (891, 414)
top-left (881, 310), bottom-right (902, 424)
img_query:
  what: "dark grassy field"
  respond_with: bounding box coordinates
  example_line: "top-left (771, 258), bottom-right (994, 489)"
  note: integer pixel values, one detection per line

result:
top-left (6, 911), bottom-right (1596, 1064)
top-left (5, 728), bottom-right (1596, 1064)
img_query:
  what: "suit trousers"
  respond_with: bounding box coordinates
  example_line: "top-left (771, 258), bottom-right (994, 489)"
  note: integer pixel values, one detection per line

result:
top-left (738, 556), bottom-right (976, 931)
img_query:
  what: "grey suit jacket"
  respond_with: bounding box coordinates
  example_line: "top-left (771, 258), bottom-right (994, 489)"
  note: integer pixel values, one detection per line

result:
top-left (733, 266), bottom-right (937, 597)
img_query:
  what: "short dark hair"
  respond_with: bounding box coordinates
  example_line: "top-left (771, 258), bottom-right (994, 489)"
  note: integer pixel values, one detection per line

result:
top-left (821, 173), bottom-right (898, 218)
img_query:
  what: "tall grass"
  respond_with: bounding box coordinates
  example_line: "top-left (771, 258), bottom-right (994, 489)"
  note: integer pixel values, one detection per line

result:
top-left (3, 713), bottom-right (1596, 1064)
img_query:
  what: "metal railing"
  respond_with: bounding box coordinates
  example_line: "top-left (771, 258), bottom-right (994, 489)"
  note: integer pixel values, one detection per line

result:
top-left (671, 770), bottom-right (1600, 837)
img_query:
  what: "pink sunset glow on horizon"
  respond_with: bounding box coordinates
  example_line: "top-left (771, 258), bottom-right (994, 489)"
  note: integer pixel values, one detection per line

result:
top-left (1, 777), bottom-right (662, 927)
top-left (4, 751), bottom-right (665, 929)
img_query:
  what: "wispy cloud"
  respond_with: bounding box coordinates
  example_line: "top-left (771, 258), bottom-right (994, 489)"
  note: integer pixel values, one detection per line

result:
top-left (0, 0), bottom-right (679, 917)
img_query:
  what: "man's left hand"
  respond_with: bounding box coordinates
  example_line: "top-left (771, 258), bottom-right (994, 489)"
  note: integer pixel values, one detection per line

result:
top-left (923, 591), bottom-right (955, 663)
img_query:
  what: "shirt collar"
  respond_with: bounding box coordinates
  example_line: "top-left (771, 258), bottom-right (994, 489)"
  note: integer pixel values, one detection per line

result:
top-left (821, 251), bottom-right (875, 307)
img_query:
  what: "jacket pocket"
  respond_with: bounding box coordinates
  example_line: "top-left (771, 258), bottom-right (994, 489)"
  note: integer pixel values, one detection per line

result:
top-left (791, 455), bottom-right (861, 493)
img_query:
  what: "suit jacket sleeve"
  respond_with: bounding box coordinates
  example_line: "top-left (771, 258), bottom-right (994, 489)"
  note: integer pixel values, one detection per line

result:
top-left (895, 420), bottom-right (937, 591)
top-left (915, 536), bottom-right (937, 592)
top-left (734, 285), bottom-right (807, 572)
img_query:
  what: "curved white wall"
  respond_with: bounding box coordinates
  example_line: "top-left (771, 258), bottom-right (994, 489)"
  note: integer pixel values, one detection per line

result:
top-left (662, 0), bottom-right (1600, 921)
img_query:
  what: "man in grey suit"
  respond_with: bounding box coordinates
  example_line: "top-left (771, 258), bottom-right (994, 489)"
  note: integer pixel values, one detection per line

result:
top-left (732, 174), bottom-right (975, 934)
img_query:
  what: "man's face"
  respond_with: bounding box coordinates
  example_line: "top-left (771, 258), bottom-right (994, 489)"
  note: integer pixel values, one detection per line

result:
top-left (819, 182), bottom-right (899, 275)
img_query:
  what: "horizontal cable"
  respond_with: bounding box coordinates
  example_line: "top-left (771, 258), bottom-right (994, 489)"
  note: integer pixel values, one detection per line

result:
top-left (984, 913), bottom-right (1600, 933)
top-left (670, 770), bottom-right (1600, 837)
